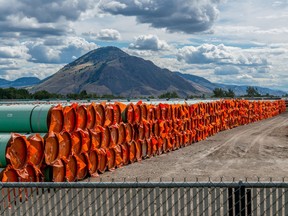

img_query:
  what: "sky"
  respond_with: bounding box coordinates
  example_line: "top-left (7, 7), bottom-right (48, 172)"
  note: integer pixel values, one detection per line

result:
top-left (0, 0), bottom-right (287, 92)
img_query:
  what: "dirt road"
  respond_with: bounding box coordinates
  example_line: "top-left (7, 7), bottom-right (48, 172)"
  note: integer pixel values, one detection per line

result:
top-left (90, 111), bottom-right (288, 182)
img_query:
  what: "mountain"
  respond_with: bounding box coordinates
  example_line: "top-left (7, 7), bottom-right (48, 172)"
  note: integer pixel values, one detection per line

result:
top-left (176, 72), bottom-right (286, 96)
top-left (216, 84), bottom-right (286, 97)
top-left (175, 72), bottom-right (217, 94)
top-left (0, 78), bottom-right (10, 86)
top-left (0, 77), bottom-right (41, 88)
top-left (33, 47), bottom-right (200, 97)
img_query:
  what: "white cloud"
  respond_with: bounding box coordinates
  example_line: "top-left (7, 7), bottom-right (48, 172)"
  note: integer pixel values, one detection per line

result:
top-left (26, 36), bottom-right (98, 63)
top-left (236, 74), bottom-right (253, 80)
top-left (0, 45), bottom-right (30, 59)
top-left (26, 42), bottom-right (62, 63)
top-left (0, 1), bottom-right (97, 39)
top-left (214, 66), bottom-right (240, 75)
top-left (129, 34), bottom-right (170, 51)
top-left (0, 61), bottom-right (63, 81)
top-left (99, 0), bottom-right (223, 33)
top-left (177, 44), bottom-right (268, 66)
top-left (102, 1), bottom-right (127, 12)
top-left (0, 0), bottom-right (96, 23)
top-left (124, 48), bottom-right (155, 57)
top-left (83, 28), bottom-right (121, 41)
top-left (0, 14), bottom-right (71, 38)
top-left (0, 59), bottom-right (14, 65)
top-left (0, 59), bottom-right (20, 72)
top-left (97, 29), bottom-right (121, 41)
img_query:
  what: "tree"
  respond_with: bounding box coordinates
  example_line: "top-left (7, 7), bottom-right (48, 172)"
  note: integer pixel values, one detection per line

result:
top-left (246, 87), bottom-right (261, 97)
top-left (159, 91), bottom-right (179, 99)
top-left (225, 89), bottom-right (235, 98)
top-left (0, 87), bottom-right (31, 99)
top-left (79, 90), bottom-right (88, 98)
top-left (33, 90), bottom-right (52, 100)
top-left (213, 88), bottom-right (225, 98)
top-left (66, 93), bottom-right (79, 100)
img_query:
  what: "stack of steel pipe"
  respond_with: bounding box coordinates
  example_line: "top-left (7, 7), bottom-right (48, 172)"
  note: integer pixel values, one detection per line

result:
top-left (0, 99), bottom-right (286, 182)
top-left (0, 104), bottom-right (57, 182)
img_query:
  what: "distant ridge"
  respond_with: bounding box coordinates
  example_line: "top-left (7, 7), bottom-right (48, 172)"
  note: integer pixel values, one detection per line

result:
top-left (176, 72), bottom-right (287, 97)
top-left (0, 77), bottom-right (40, 88)
top-left (216, 83), bottom-right (286, 97)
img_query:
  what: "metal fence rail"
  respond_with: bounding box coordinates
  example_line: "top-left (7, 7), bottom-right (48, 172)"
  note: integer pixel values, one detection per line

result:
top-left (1, 181), bottom-right (288, 215)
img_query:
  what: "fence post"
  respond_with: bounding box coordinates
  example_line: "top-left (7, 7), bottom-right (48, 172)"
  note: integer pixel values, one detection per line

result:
top-left (235, 183), bottom-right (240, 215)
top-left (246, 189), bottom-right (252, 216)
top-left (240, 181), bottom-right (246, 216)
top-left (228, 187), bottom-right (234, 216)
top-left (234, 181), bottom-right (246, 216)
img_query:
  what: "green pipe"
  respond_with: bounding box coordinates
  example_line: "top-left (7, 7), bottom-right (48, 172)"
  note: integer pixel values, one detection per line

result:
top-left (0, 134), bottom-right (11, 167)
top-left (30, 105), bottom-right (51, 132)
top-left (0, 105), bottom-right (52, 133)
top-left (0, 105), bottom-right (33, 132)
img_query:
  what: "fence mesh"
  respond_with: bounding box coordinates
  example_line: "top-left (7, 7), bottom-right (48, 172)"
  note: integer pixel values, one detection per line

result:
top-left (1, 181), bottom-right (288, 215)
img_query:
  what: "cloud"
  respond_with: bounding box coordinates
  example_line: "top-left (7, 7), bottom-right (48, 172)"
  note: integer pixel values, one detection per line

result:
top-left (26, 43), bottom-right (62, 64)
top-left (0, 59), bottom-right (14, 65)
top-left (124, 49), bottom-right (154, 57)
top-left (0, 59), bottom-right (20, 72)
top-left (26, 37), bottom-right (98, 64)
top-left (0, 0), bottom-right (95, 38)
top-left (0, 0), bottom-right (95, 23)
top-left (219, 74), bottom-right (258, 86)
top-left (59, 37), bottom-right (98, 62)
top-left (272, 0), bottom-right (288, 8)
top-left (0, 45), bottom-right (30, 59)
top-left (83, 29), bottom-right (121, 41)
top-left (214, 66), bottom-right (240, 75)
top-left (129, 34), bottom-right (170, 51)
top-left (99, 0), bottom-right (223, 33)
top-left (177, 44), bottom-right (268, 66)
top-left (0, 14), bottom-right (72, 38)
top-left (236, 74), bottom-right (254, 81)
top-left (97, 29), bottom-right (121, 41)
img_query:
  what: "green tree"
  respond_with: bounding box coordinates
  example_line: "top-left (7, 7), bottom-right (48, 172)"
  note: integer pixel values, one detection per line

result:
top-left (213, 88), bottom-right (225, 98)
top-left (159, 91), bottom-right (179, 99)
top-left (5, 87), bottom-right (17, 99)
top-left (66, 93), bottom-right (79, 99)
top-left (246, 86), bottom-right (261, 97)
top-left (101, 94), bottom-right (116, 99)
top-left (225, 89), bottom-right (235, 98)
top-left (79, 90), bottom-right (88, 98)
top-left (0, 87), bottom-right (31, 99)
top-left (33, 90), bottom-right (52, 100)
top-left (0, 88), bottom-right (5, 99)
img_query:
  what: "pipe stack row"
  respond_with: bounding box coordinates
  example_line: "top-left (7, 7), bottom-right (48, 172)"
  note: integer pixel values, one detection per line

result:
top-left (0, 133), bottom-right (44, 182)
top-left (0, 99), bottom-right (286, 182)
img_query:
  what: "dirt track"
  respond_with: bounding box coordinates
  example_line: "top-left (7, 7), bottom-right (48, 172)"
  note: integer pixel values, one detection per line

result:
top-left (90, 111), bottom-right (288, 182)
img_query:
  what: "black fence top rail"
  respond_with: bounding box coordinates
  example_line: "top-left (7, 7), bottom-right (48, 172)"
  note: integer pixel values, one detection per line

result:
top-left (2, 181), bottom-right (288, 189)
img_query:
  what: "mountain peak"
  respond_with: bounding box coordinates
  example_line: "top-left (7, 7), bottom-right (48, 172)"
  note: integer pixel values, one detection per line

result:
top-left (69, 46), bottom-right (129, 66)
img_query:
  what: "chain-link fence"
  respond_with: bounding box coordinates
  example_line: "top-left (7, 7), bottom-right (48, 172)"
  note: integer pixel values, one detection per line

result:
top-left (1, 180), bottom-right (288, 215)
